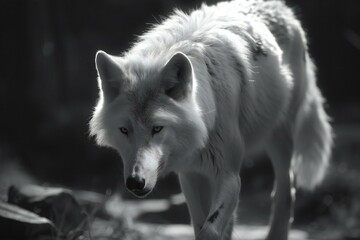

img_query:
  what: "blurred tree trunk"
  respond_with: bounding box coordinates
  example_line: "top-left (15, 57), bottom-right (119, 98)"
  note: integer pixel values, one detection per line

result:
top-left (0, 0), bottom-right (32, 157)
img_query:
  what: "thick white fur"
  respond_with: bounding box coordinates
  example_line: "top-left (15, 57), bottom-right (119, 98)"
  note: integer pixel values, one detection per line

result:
top-left (90, 1), bottom-right (333, 239)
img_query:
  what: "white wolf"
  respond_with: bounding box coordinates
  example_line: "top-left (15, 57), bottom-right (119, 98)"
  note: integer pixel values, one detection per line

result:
top-left (90, 0), bottom-right (333, 239)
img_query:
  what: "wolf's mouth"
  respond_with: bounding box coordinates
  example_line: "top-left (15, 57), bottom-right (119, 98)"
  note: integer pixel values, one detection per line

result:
top-left (131, 189), bottom-right (152, 198)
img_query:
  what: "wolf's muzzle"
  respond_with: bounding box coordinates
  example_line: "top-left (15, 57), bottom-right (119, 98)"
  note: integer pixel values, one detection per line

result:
top-left (126, 175), bottom-right (151, 197)
top-left (126, 175), bottom-right (145, 191)
top-left (125, 175), bottom-right (152, 198)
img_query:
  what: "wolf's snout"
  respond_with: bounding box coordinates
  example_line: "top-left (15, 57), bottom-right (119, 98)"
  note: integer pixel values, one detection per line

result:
top-left (126, 175), bottom-right (145, 191)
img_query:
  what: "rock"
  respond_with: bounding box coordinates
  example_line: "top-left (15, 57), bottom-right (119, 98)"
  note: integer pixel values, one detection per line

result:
top-left (7, 185), bottom-right (85, 236)
top-left (0, 201), bottom-right (56, 239)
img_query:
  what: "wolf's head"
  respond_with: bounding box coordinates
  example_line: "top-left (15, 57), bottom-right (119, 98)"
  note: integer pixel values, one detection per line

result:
top-left (89, 51), bottom-right (207, 197)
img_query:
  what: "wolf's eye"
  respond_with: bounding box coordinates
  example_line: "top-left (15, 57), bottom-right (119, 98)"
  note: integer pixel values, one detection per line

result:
top-left (119, 127), bottom-right (128, 135)
top-left (152, 126), bottom-right (163, 135)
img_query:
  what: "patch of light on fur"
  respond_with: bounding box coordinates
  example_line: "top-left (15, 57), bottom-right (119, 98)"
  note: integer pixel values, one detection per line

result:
top-left (190, 98), bottom-right (209, 148)
top-left (152, 109), bottom-right (180, 124)
top-left (289, 169), bottom-right (294, 183)
top-left (141, 146), bottom-right (163, 173)
top-left (291, 187), bottom-right (296, 200)
top-left (191, 61), bottom-right (198, 94)
top-left (201, 109), bottom-right (216, 116)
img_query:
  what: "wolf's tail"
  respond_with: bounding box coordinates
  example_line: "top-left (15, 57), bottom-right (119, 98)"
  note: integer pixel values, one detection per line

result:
top-left (291, 57), bottom-right (333, 190)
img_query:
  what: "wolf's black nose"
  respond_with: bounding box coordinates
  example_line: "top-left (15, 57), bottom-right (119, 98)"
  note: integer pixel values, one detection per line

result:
top-left (126, 175), bottom-right (145, 191)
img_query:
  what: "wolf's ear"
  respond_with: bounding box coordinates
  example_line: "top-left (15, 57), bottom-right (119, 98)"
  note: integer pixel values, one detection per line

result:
top-left (95, 50), bottom-right (124, 102)
top-left (161, 52), bottom-right (193, 100)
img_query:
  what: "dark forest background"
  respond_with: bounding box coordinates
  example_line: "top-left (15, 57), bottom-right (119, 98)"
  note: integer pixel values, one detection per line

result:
top-left (0, 1), bottom-right (360, 236)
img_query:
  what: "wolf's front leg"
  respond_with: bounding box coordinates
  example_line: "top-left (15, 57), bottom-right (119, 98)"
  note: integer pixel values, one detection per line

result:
top-left (197, 173), bottom-right (240, 240)
top-left (179, 172), bottom-right (212, 236)
top-left (179, 171), bottom-right (239, 240)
